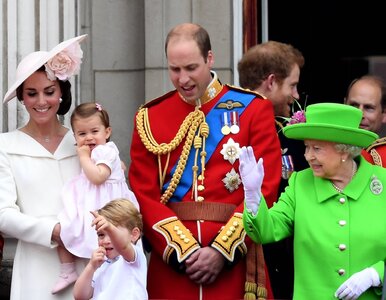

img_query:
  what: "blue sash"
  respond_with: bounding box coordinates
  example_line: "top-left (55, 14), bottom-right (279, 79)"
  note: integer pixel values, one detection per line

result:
top-left (165, 89), bottom-right (256, 202)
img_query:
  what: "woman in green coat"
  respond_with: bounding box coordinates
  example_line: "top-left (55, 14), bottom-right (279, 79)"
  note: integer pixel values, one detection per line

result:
top-left (240, 103), bottom-right (385, 299)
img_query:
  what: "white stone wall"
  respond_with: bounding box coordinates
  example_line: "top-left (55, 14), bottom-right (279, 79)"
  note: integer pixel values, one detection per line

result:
top-left (1, 0), bottom-right (80, 132)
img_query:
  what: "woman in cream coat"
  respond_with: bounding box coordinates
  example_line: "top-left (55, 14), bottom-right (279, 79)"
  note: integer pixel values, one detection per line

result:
top-left (0, 35), bottom-right (87, 300)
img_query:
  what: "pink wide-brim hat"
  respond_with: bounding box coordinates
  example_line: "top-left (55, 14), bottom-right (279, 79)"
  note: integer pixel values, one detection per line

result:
top-left (3, 34), bottom-right (87, 103)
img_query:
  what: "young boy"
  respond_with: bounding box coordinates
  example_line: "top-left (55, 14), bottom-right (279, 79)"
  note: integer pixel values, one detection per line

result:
top-left (73, 198), bottom-right (148, 300)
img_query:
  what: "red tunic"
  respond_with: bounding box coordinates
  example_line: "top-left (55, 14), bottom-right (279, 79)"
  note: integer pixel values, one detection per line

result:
top-left (362, 137), bottom-right (386, 167)
top-left (129, 83), bottom-right (281, 300)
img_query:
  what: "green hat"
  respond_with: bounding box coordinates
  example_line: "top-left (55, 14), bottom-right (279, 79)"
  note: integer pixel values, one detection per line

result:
top-left (283, 102), bottom-right (378, 148)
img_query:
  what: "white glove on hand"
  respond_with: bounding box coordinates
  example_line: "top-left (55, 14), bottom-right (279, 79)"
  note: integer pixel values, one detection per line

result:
top-left (335, 267), bottom-right (380, 300)
top-left (239, 146), bottom-right (264, 215)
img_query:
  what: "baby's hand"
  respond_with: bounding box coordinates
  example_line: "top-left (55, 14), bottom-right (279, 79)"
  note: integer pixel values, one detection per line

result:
top-left (77, 144), bottom-right (91, 158)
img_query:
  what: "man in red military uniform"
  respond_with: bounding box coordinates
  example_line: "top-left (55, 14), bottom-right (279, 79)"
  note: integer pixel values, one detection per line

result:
top-left (129, 23), bottom-right (281, 300)
top-left (345, 75), bottom-right (386, 167)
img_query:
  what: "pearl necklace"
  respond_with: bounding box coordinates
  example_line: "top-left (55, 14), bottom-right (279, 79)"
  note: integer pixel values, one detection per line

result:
top-left (331, 160), bottom-right (357, 193)
top-left (331, 182), bottom-right (343, 193)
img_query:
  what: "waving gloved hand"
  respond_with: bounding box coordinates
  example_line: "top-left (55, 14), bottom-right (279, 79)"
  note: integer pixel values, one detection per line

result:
top-left (239, 146), bottom-right (264, 215)
top-left (335, 267), bottom-right (380, 300)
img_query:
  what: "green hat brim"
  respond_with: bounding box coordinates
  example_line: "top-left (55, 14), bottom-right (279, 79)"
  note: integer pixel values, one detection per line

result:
top-left (283, 123), bottom-right (378, 148)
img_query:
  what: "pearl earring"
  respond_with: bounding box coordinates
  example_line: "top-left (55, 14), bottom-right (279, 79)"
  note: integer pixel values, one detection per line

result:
top-left (59, 97), bottom-right (63, 103)
top-left (342, 159), bottom-right (346, 162)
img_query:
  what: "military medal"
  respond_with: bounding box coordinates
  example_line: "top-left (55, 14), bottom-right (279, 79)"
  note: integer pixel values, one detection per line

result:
top-left (282, 155), bottom-right (294, 179)
top-left (230, 111), bottom-right (240, 134)
top-left (222, 168), bottom-right (241, 192)
top-left (220, 138), bottom-right (241, 164)
top-left (370, 175), bottom-right (383, 195)
top-left (221, 112), bottom-right (231, 135)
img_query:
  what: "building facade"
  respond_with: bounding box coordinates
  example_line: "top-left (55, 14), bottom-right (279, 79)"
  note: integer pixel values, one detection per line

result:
top-left (0, 0), bottom-right (246, 297)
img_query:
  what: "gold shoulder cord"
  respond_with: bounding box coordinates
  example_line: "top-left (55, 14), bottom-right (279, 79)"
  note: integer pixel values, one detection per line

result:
top-left (136, 106), bottom-right (208, 204)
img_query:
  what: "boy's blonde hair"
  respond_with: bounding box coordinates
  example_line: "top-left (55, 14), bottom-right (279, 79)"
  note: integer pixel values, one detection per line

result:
top-left (98, 198), bottom-right (143, 233)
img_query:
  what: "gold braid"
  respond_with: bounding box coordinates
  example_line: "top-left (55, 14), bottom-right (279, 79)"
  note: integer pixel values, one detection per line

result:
top-left (191, 121), bottom-right (209, 199)
top-left (136, 106), bottom-right (206, 204)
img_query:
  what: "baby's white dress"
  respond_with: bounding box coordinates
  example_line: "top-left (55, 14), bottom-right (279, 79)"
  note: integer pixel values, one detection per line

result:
top-left (59, 141), bottom-right (139, 258)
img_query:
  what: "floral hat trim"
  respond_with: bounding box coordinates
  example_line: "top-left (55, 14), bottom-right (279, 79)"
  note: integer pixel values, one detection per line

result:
top-left (45, 42), bottom-right (83, 81)
top-left (277, 98), bottom-right (306, 132)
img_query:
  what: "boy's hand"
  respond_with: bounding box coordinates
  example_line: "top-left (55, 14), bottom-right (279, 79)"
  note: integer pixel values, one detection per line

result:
top-left (89, 246), bottom-right (106, 270)
top-left (90, 211), bottom-right (110, 232)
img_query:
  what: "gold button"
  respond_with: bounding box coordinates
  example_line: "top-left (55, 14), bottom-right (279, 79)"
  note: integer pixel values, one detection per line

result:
top-left (184, 238), bottom-right (190, 243)
top-left (226, 230), bottom-right (233, 237)
top-left (229, 226), bottom-right (236, 232)
top-left (197, 196), bottom-right (204, 202)
top-left (222, 236), bottom-right (228, 242)
top-left (174, 226), bottom-right (180, 231)
top-left (198, 185), bottom-right (205, 191)
top-left (180, 234), bottom-right (186, 239)
top-left (233, 221), bottom-right (239, 227)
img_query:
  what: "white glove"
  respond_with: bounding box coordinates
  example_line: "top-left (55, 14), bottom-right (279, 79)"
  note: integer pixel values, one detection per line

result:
top-left (239, 146), bottom-right (264, 215)
top-left (335, 267), bottom-right (380, 300)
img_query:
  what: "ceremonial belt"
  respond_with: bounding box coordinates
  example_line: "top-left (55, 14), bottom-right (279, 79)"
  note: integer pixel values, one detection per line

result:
top-left (168, 202), bottom-right (236, 222)
top-left (166, 90), bottom-right (256, 202)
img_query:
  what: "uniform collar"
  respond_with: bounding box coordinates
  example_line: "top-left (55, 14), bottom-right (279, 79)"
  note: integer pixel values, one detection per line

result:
top-left (198, 71), bottom-right (223, 105)
top-left (178, 71), bottom-right (223, 106)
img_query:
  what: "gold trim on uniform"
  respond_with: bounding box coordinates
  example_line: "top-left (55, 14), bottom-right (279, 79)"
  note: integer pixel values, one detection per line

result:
top-left (370, 149), bottom-right (382, 166)
top-left (366, 138), bottom-right (386, 166)
top-left (199, 71), bottom-right (223, 104)
top-left (226, 84), bottom-right (266, 99)
top-left (365, 137), bottom-right (386, 151)
top-left (153, 217), bottom-right (200, 263)
top-left (211, 213), bottom-right (247, 261)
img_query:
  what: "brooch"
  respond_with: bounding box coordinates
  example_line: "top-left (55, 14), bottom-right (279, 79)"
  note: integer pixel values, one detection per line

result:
top-left (370, 175), bottom-right (383, 195)
top-left (222, 168), bottom-right (241, 192)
